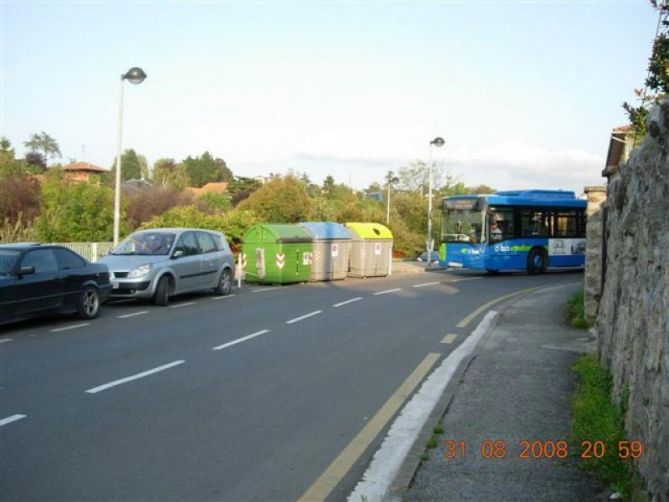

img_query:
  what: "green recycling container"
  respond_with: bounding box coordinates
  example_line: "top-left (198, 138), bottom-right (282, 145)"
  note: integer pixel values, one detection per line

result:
top-left (242, 224), bottom-right (313, 284)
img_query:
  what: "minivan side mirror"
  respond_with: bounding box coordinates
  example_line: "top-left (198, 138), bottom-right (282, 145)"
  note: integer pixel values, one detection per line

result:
top-left (18, 266), bottom-right (35, 277)
top-left (172, 250), bottom-right (184, 259)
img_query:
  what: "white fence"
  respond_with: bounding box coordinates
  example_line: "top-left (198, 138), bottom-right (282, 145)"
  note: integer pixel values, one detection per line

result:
top-left (51, 242), bottom-right (114, 262)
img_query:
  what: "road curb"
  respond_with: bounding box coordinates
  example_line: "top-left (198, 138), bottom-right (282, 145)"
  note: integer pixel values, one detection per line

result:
top-left (384, 286), bottom-right (545, 501)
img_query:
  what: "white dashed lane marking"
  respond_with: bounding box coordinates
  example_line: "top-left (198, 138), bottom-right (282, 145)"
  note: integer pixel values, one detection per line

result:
top-left (286, 311), bottom-right (322, 324)
top-left (373, 288), bottom-right (402, 296)
top-left (50, 323), bottom-right (90, 333)
top-left (412, 281), bottom-right (440, 288)
top-left (117, 311), bottom-right (149, 319)
top-left (85, 360), bottom-right (186, 394)
top-left (0, 338), bottom-right (13, 344)
top-left (333, 297), bottom-right (362, 308)
top-left (441, 334), bottom-right (458, 344)
top-left (212, 330), bottom-right (270, 351)
top-left (213, 294), bottom-right (236, 300)
top-left (0, 414), bottom-right (26, 427)
top-left (168, 302), bottom-right (196, 309)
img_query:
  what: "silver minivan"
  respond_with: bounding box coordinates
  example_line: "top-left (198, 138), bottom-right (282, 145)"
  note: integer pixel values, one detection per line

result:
top-left (100, 228), bottom-right (235, 305)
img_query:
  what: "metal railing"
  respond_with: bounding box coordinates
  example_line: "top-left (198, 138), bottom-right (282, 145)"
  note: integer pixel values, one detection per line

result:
top-left (49, 242), bottom-right (114, 262)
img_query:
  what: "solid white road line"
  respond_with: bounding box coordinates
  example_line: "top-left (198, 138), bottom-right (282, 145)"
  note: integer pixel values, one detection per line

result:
top-left (0, 338), bottom-right (13, 344)
top-left (373, 288), bottom-right (402, 296)
top-left (168, 301), bottom-right (195, 309)
top-left (0, 414), bottom-right (26, 427)
top-left (50, 323), bottom-right (90, 333)
top-left (286, 310), bottom-right (322, 324)
top-left (117, 311), bottom-right (149, 319)
top-left (252, 288), bottom-right (275, 293)
top-left (412, 281), bottom-right (440, 288)
top-left (348, 311), bottom-right (498, 502)
top-left (441, 334), bottom-right (458, 344)
top-left (333, 297), bottom-right (363, 308)
top-left (213, 294), bottom-right (236, 300)
top-left (450, 277), bottom-right (483, 283)
top-left (212, 330), bottom-right (270, 351)
top-left (85, 360), bottom-right (186, 394)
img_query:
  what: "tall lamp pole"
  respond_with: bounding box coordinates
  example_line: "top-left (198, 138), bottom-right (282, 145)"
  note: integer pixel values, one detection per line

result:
top-left (427, 136), bottom-right (445, 259)
top-left (386, 172), bottom-right (399, 224)
top-left (113, 67), bottom-right (147, 246)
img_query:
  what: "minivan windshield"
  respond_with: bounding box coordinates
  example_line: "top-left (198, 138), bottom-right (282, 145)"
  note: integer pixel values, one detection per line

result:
top-left (111, 232), bottom-right (176, 256)
top-left (0, 250), bottom-right (21, 274)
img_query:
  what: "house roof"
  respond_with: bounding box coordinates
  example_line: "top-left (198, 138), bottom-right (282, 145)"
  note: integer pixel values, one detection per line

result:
top-left (63, 162), bottom-right (107, 173)
top-left (186, 182), bottom-right (229, 197)
top-left (603, 125), bottom-right (636, 177)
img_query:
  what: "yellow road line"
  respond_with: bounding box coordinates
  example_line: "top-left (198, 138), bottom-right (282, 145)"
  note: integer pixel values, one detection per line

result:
top-left (298, 352), bottom-right (441, 502)
top-left (456, 287), bottom-right (539, 328)
top-left (441, 334), bottom-right (458, 344)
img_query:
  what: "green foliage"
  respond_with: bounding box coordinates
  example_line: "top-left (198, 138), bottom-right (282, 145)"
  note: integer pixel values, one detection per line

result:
top-left (568, 291), bottom-right (590, 329)
top-left (23, 131), bottom-right (61, 167)
top-left (198, 191), bottom-right (232, 213)
top-left (141, 205), bottom-right (258, 250)
top-left (179, 151), bottom-right (226, 188)
top-left (237, 175), bottom-right (313, 223)
top-left (153, 158), bottom-right (189, 190)
top-left (34, 174), bottom-right (119, 241)
top-left (111, 149), bottom-right (143, 181)
top-left (624, 2), bottom-right (669, 138)
top-left (572, 355), bottom-right (638, 498)
top-left (229, 176), bottom-right (263, 206)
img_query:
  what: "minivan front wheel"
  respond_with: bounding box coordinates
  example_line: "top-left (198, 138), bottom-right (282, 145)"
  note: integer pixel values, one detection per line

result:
top-left (78, 286), bottom-right (100, 319)
top-left (214, 268), bottom-right (233, 296)
top-left (154, 276), bottom-right (170, 306)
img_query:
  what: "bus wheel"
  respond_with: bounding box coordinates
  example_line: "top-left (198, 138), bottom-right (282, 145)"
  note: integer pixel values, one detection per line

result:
top-left (527, 248), bottom-right (547, 275)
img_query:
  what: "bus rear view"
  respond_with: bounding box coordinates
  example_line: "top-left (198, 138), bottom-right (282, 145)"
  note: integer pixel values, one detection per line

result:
top-left (439, 190), bottom-right (587, 274)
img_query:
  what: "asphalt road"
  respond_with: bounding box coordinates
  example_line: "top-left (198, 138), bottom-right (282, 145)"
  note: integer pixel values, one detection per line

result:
top-left (0, 269), bottom-right (582, 501)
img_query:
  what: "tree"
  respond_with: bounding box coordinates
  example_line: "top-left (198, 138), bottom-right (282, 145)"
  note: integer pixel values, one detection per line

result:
top-left (24, 151), bottom-right (46, 172)
top-left (124, 184), bottom-right (193, 228)
top-left (229, 176), bottom-right (263, 205)
top-left (237, 174), bottom-right (313, 222)
top-left (624, 1), bottom-right (669, 139)
top-left (0, 137), bottom-right (14, 156)
top-left (180, 151), bottom-right (222, 188)
top-left (23, 131), bottom-right (61, 167)
top-left (467, 184), bottom-right (496, 194)
top-left (322, 175), bottom-right (336, 197)
top-left (138, 154), bottom-right (149, 180)
top-left (397, 160), bottom-right (450, 193)
top-left (217, 158), bottom-right (234, 183)
top-left (35, 173), bottom-right (120, 241)
top-left (110, 149), bottom-right (143, 181)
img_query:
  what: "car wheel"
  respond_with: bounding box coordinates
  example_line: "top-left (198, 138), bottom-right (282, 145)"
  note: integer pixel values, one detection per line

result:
top-left (527, 248), bottom-right (547, 275)
top-left (78, 286), bottom-right (100, 319)
top-left (154, 276), bottom-right (170, 306)
top-left (214, 268), bottom-right (233, 296)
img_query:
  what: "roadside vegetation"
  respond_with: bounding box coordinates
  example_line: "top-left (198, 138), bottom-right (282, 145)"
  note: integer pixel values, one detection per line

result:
top-left (568, 291), bottom-right (590, 329)
top-left (0, 133), bottom-right (494, 256)
top-left (571, 355), bottom-right (642, 500)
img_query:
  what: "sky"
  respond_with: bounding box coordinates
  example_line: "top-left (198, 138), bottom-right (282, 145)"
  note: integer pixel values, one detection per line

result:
top-left (0, 0), bottom-right (658, 193)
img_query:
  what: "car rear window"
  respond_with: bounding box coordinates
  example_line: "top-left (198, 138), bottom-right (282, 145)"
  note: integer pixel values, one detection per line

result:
top-left (55, 248), bottom-right (87, 269)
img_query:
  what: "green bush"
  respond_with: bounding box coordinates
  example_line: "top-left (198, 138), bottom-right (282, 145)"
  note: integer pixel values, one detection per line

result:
top-left (140, 205), bottom-right (258, 251)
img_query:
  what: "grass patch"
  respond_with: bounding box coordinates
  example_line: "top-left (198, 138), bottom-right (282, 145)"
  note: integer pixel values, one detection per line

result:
top-left (433, 424), bottom-right (444, 435)
top-left (568, 291), bottom-right (590, 329)
top-left (572, 355), bottom-right (639, 499)
top-left (426, 436), bottom-right (438, 449)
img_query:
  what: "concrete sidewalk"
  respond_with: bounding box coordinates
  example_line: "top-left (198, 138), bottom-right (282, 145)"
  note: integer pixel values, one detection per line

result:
top-left (402, 282), bottom-right (606, 501)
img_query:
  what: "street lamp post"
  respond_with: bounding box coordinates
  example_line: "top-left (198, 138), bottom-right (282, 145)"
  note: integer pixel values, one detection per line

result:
top-left (113, 67), bottom-right (147, 246)
top-left (426, 136), bottom-right (445, 260)
top-left (386, 173), bottom-right (399, 224)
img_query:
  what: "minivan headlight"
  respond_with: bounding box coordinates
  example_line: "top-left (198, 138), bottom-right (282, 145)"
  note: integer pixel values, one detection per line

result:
top-left (128, 264), bottom-right (152, 278)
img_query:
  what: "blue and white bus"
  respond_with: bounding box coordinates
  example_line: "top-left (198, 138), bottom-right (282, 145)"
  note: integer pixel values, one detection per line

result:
top-left (439, 190), bottom-right (587, 274)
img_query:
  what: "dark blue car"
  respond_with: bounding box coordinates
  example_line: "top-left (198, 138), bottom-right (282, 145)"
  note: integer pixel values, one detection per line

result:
top-left (0, 243), bottom-right (112, 325)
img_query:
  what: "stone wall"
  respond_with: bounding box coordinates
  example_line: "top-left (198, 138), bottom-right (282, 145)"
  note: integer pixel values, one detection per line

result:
top-left (584, 186), bottom-right (607, 323)
top-left (596, 101), bottom-right (669, 500)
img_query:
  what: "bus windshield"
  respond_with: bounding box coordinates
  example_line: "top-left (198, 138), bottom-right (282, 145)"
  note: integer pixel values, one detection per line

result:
top-left (441, 198), bottom-right (485, 244)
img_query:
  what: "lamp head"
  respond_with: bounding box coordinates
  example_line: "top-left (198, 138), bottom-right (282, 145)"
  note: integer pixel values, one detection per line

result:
top-left (123, 67), bottom-right (147, 85)
top-left (431, 137), bottom-right (445, 147)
